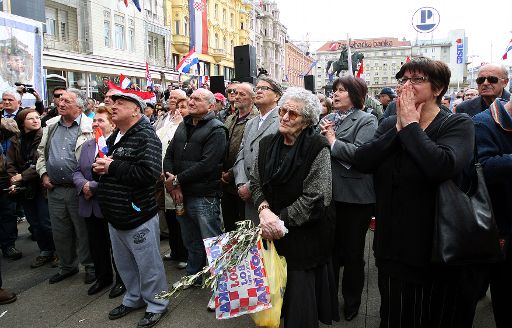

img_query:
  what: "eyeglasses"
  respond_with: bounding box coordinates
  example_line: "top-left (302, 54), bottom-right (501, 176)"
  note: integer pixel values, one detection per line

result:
top-left (226, 89), bottom-right (237, 94)
top-left (397, 76), bottom-right (429, 85)
top-left (254, 86), bottom-right (275, 92)
top-left (278, 107), bottom-right (302, 120)
top-left (53, 93), bottom-right (63, 98)
top-left (476, 76), bottom-right (502, 85)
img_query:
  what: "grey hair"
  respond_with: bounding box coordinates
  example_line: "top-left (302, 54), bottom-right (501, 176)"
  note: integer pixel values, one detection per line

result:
top-left (239, 82), bottom-right (256, 96)
top-left (67, 88), bottom-right (87, 111)
top-left (2, 88), bottom-right (21, 101)
top-left (170, 89), bottom-right (187, 99)
top-left (278, 87), bottom-right (322, 126)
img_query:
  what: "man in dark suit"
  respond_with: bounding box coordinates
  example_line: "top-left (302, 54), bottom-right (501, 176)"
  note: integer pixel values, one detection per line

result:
top-left (457, 64), bottom-right (510, 117)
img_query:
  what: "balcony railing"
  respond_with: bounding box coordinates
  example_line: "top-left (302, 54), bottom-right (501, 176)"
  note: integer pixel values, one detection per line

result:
top-left (211, 48), bottom-right (226, 62)
top-left (43, 34), bottom-right (81, 53)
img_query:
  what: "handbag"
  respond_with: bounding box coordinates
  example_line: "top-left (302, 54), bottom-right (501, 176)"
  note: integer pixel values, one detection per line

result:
top-left (431, 114), bottom-right (501, 265)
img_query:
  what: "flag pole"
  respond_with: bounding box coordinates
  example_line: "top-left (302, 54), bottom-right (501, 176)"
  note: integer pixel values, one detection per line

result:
top-left (347, 34), bottom-right (353, 76)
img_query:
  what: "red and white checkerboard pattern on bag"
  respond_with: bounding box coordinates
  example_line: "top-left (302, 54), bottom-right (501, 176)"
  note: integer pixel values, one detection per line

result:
top-left (204, 236), bottom-right (271, 319)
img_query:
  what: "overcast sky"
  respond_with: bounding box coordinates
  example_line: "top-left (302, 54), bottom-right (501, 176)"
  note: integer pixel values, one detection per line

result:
top-left (275, 0), bottom-right (512, 66)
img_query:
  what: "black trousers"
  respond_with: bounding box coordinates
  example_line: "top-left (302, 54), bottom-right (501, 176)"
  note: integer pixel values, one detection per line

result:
top-left (333, 201), bottom-right (373, 312)
top-left (221, 191), bottom-right (245, 232)
top-left (490, 237), bottom-right (512, 328)
top-left (378, 265), bottom-right (482, 328)
top-left (164, 209), bottom-right (187, 262)
top-left (84, 215), bottom-right (122, 284)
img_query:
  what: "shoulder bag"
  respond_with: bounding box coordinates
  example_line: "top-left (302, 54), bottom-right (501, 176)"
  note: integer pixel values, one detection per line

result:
top-left (431, 114), bottom-right (501, 265)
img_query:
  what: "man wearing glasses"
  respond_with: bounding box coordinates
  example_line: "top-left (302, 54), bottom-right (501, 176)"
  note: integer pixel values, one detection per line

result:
top-left (219, 82), bottom-right (239, 121)
top-left (457, 64), bottom-right (510, 117)
top-left (233, 77), bottom-right (282, 222)
top-left (42, 87), bottom-right (67, 127)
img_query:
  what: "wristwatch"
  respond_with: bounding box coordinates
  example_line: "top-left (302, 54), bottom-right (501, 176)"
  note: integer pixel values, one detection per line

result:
top-left (172, 176), bottom-right (180, 187)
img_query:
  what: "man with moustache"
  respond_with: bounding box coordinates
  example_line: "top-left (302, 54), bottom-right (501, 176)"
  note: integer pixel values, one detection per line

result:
top-left (221, 83), bottom-right (258, 231)
top-left (457, 64), bottom-right (510, 117)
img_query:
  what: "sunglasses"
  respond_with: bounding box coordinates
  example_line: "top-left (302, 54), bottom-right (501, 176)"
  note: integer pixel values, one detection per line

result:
top-left (254, 86), bottom-right (275, 92)
top-left (476, 76), bottom-right (502, 84)
top-left (53, 93), bottom-right (63, 98)
top-left (278, 107), bottom-right (302, 120)
top-left (226, 89), bottom-right (236, 94)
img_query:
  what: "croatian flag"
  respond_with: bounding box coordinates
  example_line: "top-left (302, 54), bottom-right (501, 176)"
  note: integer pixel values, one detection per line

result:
top-left (502, 39), bottom-right (512, 60)
top-left (95, 128), bottom-right (108, 158)
top-left (124, 0), bottom-right (141, 12)
top-left (176, 48), bottom-right (199, 74)
top-left (189, 0), bottom-right (208, 54)
top-left (119, 74), bottom-right (132, 89)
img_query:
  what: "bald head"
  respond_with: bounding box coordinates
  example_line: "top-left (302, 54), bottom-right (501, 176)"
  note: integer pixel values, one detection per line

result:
top-left (234, 83), bottom-right (255, 114)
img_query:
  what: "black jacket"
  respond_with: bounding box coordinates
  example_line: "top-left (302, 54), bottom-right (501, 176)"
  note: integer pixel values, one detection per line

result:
top-left (163, 112), bottom-right (227, 197)
top-left (456, 89), bottom-right (511, 117)
top-left (97, 117), bottom-right (162, 230)
top-left (354, 111), bottom-right (474, 280)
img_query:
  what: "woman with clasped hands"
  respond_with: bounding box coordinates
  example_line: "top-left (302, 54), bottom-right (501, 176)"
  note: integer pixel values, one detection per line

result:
top-left (250, 87), bottom-right (339, 328)
top-left (353, 57), bottom-right (479, 328)
top-left (319, 76), bottom-right (377, 322)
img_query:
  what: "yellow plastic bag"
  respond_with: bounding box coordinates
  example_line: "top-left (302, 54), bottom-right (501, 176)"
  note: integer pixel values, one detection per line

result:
top-left (251, 240), bottom-right (287, 328)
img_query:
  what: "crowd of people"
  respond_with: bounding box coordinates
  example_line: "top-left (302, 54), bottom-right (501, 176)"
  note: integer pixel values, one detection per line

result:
top-left (0, 57), bottom-right (510, 328)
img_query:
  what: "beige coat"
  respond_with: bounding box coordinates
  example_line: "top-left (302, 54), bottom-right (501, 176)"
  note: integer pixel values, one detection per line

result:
top-left (36, 114), bottom-right (94, 177)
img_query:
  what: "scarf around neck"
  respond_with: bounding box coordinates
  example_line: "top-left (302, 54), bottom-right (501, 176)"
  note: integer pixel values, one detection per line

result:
top-left (263, 127), bottom-right (317, 187)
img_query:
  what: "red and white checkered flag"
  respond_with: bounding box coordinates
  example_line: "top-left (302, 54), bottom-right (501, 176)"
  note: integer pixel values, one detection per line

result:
top-left (193, 0), bottom-right (206, 12)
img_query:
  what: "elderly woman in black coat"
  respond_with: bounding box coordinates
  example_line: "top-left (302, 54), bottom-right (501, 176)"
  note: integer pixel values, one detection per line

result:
top-left (250, 87), bottom-right (339, 328)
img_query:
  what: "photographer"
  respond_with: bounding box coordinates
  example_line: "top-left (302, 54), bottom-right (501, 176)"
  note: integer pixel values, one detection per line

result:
top-left (15, 83), bottom-right (44, 115)
top-left (6, 108), bottom-right (55, 267)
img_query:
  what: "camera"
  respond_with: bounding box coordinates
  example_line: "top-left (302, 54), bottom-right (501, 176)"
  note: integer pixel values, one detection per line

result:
top-left (14, 82), bottom-right (35, 94)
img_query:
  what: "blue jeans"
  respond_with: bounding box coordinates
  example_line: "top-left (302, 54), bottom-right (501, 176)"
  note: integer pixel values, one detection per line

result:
top-left (177, 196), bottom-right (222, 275)
top-left (21, 189), bottom-right (55, 255)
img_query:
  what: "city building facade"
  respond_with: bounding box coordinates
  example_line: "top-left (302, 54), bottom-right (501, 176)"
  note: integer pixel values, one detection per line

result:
top-left (167, 0), bottom-right (251, 81)
top-left (6, 0), bottom-right (175, 102)
top-left (313, 30), bottom-right (469, 96)
top-left (247, 0), bottom-right (287, 83)
top-left (284, 41), bottom-right (314, 87)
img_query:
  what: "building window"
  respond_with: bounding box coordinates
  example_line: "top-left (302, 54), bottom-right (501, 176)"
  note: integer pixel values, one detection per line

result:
top-left (103, 10), bottom-right (111, 47)
top-left (223, 37), bottom-right (227, 52)
top-left (175, 20), bottom-right (180, 35)
top-left (223, 8), bottom-right (226, 24)
top-left (127, 19), bottom-right (135, 52)
top-left (184, 17), bottom-right (188, 36)
top-left (59, 11), bottom-right (68, 41)
top-left (230, 13), bottom-right (234, 28)
top-left (214, 33), bottom-right (219, 49)
top-left (45, 7), bottom-right (57, 36)
top-left (114, 14), bottom-right (125, 50)
top-left (230, 40), bottom-right (234, 54)
top-left (214, 4), bottom-right (218, 19)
